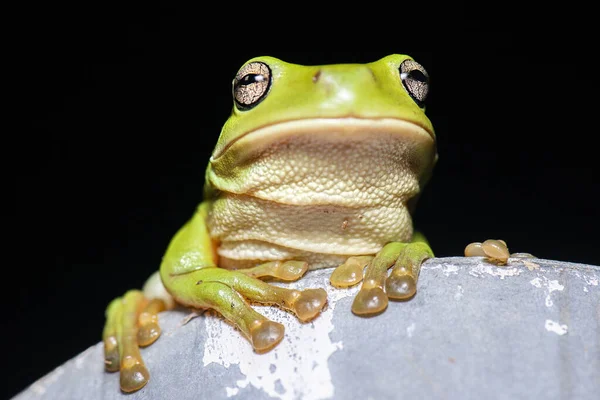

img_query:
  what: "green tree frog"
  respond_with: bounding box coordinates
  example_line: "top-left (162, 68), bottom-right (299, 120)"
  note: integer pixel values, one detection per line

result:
top-left (103, 54), bottom-right (438, 392)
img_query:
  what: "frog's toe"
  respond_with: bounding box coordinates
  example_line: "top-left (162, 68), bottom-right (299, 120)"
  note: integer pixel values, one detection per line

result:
top-left (249, 319), bottom-right (285, 352)
top-left (330, 256), bottom-right (373, 288)
top-left (275, 261), bottom-right (309, 281)
top-left (137, 299), bottom-right (165, 346)
top-left (291, 288), bottom-right (328, 322)
top-left (385, 271), bottom-right (416, 300)
top-left (120, 356), bottom-right (150, 393)
top-left (510, 252), bottom-right (537, 259)
top-left (103, 332), bottom-right (120, 372)
top-left (238, 260), bottom-right (309, 281)
top-left (137, 322), bottom-right (161, 347)
top-left (351, 282), bottom-right (388, 315)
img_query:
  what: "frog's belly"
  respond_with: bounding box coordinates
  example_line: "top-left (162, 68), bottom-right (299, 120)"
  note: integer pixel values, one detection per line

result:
top-left (207, 194), bottom-right (413, 270)
top-left (205, 122), bottom-right (432, 270)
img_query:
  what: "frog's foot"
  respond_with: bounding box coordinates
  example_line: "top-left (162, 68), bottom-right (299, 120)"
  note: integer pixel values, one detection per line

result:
top-left (464, 239), bottom-right (510, 264)
top-left (166, 267), bottom-right (327, 352)
top-left (332, 236), bottom-right (433, 316)
top-left (465, 239), bottom-right (537, 264)
top-left (103, 290), bottom-right (167, 392)
top-left (237, 260), bottom-right (309, 282)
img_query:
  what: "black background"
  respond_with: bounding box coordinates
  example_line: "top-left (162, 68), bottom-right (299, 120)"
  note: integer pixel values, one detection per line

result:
top-left (8, 4), bottom-right (598, 399)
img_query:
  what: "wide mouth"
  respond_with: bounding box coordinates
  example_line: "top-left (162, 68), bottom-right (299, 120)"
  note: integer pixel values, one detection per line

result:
top-left (211, 118), bottom-right (435, 161)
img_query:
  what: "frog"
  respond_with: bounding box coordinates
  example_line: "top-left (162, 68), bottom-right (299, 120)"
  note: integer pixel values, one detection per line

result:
top-left (102, 54), bottom-right (438, 393)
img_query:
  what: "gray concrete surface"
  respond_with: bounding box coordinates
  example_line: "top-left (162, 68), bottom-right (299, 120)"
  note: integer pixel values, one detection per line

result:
top-left (14, 257), bottom-right (600, 400)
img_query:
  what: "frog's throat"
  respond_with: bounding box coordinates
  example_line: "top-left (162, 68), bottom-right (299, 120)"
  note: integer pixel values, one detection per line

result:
top-left (210, 117), bottom-right (435, 161)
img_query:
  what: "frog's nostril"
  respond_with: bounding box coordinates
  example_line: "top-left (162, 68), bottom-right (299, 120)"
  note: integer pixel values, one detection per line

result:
top-left (312, 70), bottom-right (322, 83)
top-left (368, 68), bottom-right (376, 81)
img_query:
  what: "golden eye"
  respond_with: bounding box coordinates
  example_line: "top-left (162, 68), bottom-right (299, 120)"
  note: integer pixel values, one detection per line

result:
top-left (399, 59), bottom-right (429, 107)
top-left (233, 61), bottom-right (272, 110)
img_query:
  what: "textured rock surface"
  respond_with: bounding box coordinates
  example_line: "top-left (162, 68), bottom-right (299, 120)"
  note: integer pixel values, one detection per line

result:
top-left (14, 257), bottom-right (600, 400)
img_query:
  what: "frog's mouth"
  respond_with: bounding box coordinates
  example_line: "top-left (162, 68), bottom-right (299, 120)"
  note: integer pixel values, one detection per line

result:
top-left (211, 117), bottom-right (435, 161)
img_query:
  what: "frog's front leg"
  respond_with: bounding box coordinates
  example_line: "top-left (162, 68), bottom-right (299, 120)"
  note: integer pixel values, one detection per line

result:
top-left (159, 203), bottom-right (327, 341)
top-left (103, 202), bottom-right (327, 393)
top-left (167, 267), bottom-right (327, 340)
top-left (330, 232), bottom-right (433, 315)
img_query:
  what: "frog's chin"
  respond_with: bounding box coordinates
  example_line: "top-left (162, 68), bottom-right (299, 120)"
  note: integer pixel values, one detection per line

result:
top-left (208, 117), bottom-right (438, 208)
top-left (210, 117), bottom-right (435, 162)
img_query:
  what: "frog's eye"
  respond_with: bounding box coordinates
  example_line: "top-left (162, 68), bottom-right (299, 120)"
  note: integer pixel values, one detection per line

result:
top-left (233, 61), bottom-right (272, 110)
top-left (399, 59), bottom-right (429, 107)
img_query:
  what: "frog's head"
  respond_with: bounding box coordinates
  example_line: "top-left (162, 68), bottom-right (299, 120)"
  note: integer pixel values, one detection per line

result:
top-left (209, 55), bottom-right (437, 198)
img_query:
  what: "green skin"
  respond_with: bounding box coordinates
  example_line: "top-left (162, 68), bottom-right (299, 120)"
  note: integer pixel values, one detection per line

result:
top-left (103, 54), bottom-right (437, 393)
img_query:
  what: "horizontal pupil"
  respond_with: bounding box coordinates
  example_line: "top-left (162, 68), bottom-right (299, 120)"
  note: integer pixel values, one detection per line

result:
top-left (239, 73), bottom-right (262, 86)
top-left (409, 70), bottom-right (427, 83)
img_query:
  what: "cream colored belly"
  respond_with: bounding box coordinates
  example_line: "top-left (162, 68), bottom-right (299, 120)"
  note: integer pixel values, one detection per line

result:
top-left (205, 121), bottom-right (433, 270)
top-left (207, 194), bottom-right (413, 270)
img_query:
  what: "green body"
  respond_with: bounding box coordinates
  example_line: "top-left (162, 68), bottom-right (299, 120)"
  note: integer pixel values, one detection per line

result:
top-left (104, 54), bottom-right (437, 393)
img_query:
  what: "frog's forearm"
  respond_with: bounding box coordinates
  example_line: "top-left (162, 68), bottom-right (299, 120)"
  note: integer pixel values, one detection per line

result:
top-left (179, 279), bottom-right (287, 352)
top-left (159, 201), bottom-right (327, 348)
top-left (179, 267), bottom-right (327, 321)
